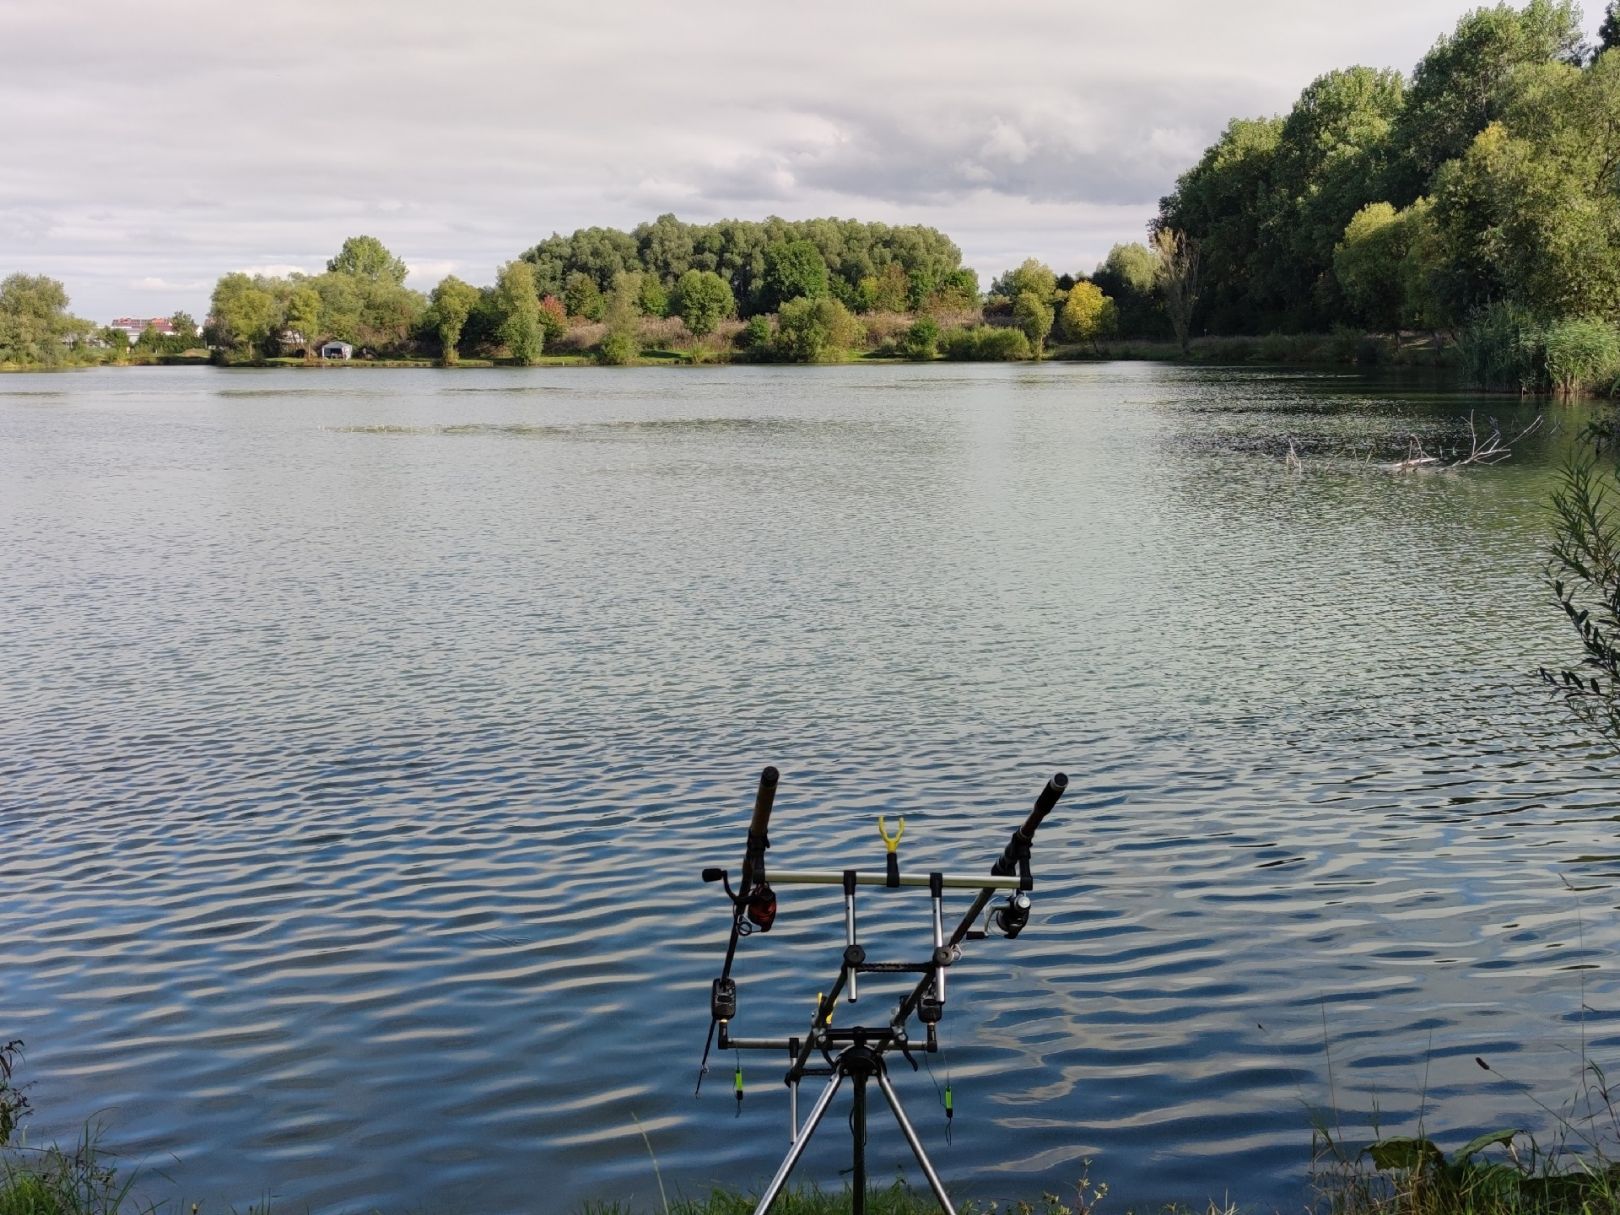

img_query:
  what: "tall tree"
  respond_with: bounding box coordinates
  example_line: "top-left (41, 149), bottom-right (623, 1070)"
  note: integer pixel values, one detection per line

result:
top-left (206, 273), bottom-right (280, 359)
top-left (758, 240), bottom-right (829, 312)
top-left (1153, 229), bottom-right (1200, 354)
top-left (1386, 0), bottom-right (1586, 203)
top-left (326, 235), bottom-right (410, 285)
top-left (495, 261), bottom-right (542, 365)
top-left (286, 285), bottom-right (323, 360)
top-left (1012, 290), bottom-right (1054, 354)
top-left (1602, 1), bottom-right (1620, 53)
top-left (429, 275), bottom-right (479, 364)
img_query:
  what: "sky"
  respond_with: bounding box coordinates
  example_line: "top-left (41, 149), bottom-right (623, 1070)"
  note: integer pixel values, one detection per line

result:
top-left (2, 0), bottom-right (1607, 323)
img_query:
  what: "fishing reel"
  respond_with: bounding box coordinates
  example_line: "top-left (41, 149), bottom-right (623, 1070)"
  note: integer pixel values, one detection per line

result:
top-left (703, 866), bottom-right (778, 933)
top-left (989, 891), bottom-right (1032, 938)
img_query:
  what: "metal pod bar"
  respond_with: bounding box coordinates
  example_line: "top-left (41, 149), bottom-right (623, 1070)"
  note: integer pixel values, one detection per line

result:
top-left (698, 768), bottom-right (1069, 1215)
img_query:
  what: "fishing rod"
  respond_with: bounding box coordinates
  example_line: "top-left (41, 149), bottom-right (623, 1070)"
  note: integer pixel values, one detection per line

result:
top-left (696, 769), bottom-right (1069, 1215)
top-left (695, 764), bottom-right (779, 1095)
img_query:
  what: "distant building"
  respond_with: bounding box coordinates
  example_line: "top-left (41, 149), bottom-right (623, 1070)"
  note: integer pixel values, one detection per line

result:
top-left (108, 316), bottom-right (179, 343)
top-left (321, 340), bottom-right (354, 360)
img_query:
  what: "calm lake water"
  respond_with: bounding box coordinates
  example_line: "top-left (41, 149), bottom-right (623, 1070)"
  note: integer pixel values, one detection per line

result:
top-left (3, 363), bottom-right (1618, 1213)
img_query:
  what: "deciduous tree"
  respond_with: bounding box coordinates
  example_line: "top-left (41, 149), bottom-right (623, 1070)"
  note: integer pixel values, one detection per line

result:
top-left (672, 270), bottom-right (735, 337)
top-left (326, 235), bottom-right (410, 285)
top-left (495, 261), bottom-right (543, 365)
top-left (1059, 282), bottom-right (1117, 345)
top-left (429, 275), bottom-right (479, 364)
top-left (1152, 229), bottom-right (1200, 354)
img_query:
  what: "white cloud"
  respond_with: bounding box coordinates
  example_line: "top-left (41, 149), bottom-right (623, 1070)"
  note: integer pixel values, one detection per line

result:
top-left (0, 0), bottom-right (1605, 319)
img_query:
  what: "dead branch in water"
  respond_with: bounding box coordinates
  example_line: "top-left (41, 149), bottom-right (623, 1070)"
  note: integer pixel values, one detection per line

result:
top-left (1382, 412), bottom-right (1542, 472)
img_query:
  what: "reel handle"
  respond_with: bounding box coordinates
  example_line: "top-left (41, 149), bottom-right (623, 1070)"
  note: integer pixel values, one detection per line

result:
top-left (1019, 772), bottom-right (1068, 839)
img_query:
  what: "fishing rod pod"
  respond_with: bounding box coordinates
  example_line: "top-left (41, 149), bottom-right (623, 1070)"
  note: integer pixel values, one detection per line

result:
top-left (695, 768), bottom-right (1069, 1215)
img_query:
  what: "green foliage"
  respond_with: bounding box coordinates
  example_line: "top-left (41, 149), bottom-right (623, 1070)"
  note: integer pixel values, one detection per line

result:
top-left (856, 262), bottom-right (911, 313)
top-left (1458, 299), bottom-right (1546, 390)
top-left (941, 326), bottom-right (1033, 361)
top-left (597, 273), bottom-right (641, 365)
top-left (1159, 1), bottom-right (1611, 343)
top-left (520, 216), bottom-right (964, 320)
top-left (1388, 0), bottom-right (1586, 201)
top-left (638, 275), bottom-right (670, 318)
top-left (672, 270), bottom-right (735, 337)
top-left (285, 285), bottom-right (322, 357)
top-left (495, 260), bottom-right (543, 365)
top-left (564, 272), bottom-right (605, 322)
top-left (0, 275), bottom-right (95, 366)
top-left (772, 295), bottom-right (859, 362)
top-left (992, 258), bottom-right (1057, 303)
top-left (1059, 282), bottom-right (1117, 344)
top-left (1544, 461), bottom-right (1620, 741)
top-left (1334, 202), bottom-right (1411, 329)
top-left (759, 241), bottom-right (830, 313)
top-left (428, 275), bottom-right (479, 363)
top-left (206, 273), bottom-right (280, 359)
top-left (325, 235), bottom-right (409, 285)
top-left (1602, 1), bottom-right (1620, 53)
top-left (1543, 317), bottom-right (1620, 395)
top-left (740, 314), bottom-right (772, 351)
top-left (897, 316), bottom-right (940, 360)
top-left (1092, 243), bottom-right (1166, 338)
top-left (0, 1043), bottom-right (27, 1149)
top-left (1012, 291), bottom-right (1054, 352)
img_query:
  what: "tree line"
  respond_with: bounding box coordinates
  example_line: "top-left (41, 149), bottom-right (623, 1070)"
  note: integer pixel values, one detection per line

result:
top-left (1157, 0), bottom-right (1620, 392)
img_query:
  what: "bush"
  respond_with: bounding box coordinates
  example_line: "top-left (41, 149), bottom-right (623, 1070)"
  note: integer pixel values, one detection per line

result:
top-left (597, 332), bottom-right (638, 365)
top-left (773, 296), bottom-right (861, 362)
top-left (941, 326), bottom-right (1032, 361)
top-left (738, 315), bottom-right (772, 351)
top-left (1460, 301), bottom-right (1547, 392)
top-left (1544, 317), bottom-right (1620, 396)
top-left (898, 317), bottom-right (941, 360)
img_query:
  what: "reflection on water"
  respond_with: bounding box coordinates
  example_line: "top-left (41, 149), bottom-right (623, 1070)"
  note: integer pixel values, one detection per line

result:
top-left (1, 363), bottom-right (1615, 1213)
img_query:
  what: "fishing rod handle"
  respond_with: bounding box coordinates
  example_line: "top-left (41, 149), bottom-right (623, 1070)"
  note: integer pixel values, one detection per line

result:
top-left (1019, 772), bottom-right (1069, 839)
top-left (749, 765), bottom-right (780, 838)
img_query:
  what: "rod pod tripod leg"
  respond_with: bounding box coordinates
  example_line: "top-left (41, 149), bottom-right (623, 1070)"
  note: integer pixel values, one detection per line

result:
top-left (750, 1047), bottom-right (958, 1215)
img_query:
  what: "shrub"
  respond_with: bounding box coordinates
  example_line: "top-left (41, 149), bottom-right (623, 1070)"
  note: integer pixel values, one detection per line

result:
top-left (773, 296), bottom-right (861, 362)
top-left (941, 326), bottom-right (1032, 361)
top-left (1459, 301), bottom-right (1547, 392)
top-left (1544, 317), bottom-right (1620, 396)
top-left (898, 317), bottom-right (941, 360)
top-left (597, 332), bottom-right (638, 365)
top-left (739, 315), bottom-right (772, 351)
top-left (861, 310), bottom-right (912, 346)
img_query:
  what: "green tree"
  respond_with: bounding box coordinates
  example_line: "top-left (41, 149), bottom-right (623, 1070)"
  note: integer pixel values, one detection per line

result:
top-left (1387, 0), bottom-right (1585, 202)
top-left (286, 285), bottom-right (323, 359)
top-left (563, 271), bottom-right (605, 321)
top-left (1092, 243), bottom-right (1166, 338)
top-left (773, 295), bottom-right (860, 362)
top-left (169, 311), bottom-right (198, 350)
top-left (206, 272), bottom-right (280, 359)
top-left (326, 235), bottom-right (410, 285)
top-left (1602, 1), bottom-right (1620, 53)
top-left (639, 276), bottom-right (670, 318)
top-left (759, 240), bottom-right (829, 312)
top-left (598, 272), bottom-right (641, 365)
top-left (1333, 202), bottom-right (1408, 329)
top-left (898, 316), bottom-right (940, 359)
top-left (1012, 291), bottom-right (1054, 353)
top-left (992, 259), bottom-right (1058, 303)
top-left (429, 275), bottom-right (479, 364)
top-left (495, 260), bottom-right (543, 365)
top-left (672, 269), bottom-right (735, 337)
top-left (0, 274), bottom-right (95, 366)
top-left (1059, 282), bottom-right (1117, 345)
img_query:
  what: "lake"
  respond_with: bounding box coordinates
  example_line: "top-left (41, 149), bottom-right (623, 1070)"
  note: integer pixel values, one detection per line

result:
top-left (2, 362), bottom-right (1616, 1213)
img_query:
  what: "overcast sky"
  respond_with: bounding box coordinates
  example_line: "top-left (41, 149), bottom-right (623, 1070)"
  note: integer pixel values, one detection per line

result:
top-left (2, 1), bottom-right (1605, 322)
